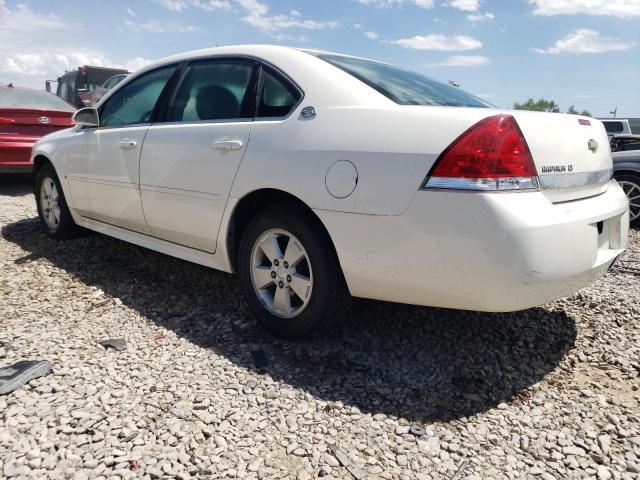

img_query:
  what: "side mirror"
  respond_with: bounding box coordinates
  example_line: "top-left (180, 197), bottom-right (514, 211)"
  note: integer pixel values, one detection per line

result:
top-left (72, 108), bottom-right (99, 127)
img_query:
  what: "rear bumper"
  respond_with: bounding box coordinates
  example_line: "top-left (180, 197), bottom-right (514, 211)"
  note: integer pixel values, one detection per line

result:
top-left (316, 180), bottom-right (629, 311)
top-left (0, 138), bottom-right (35, 173)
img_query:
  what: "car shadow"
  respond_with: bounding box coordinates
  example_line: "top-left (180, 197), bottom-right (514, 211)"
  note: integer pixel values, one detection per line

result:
top-left (0, 174), bottom-right (33, 197)
top-left (1, 216), bottom-right (577, 422)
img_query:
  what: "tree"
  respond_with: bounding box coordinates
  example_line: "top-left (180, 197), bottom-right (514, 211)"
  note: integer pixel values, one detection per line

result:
top-left (566, 105), bottom-right (592, 117)
top-left (513, 98), bottom-right (560, 113)
top-left (513, 98), bottom-right (592, 117)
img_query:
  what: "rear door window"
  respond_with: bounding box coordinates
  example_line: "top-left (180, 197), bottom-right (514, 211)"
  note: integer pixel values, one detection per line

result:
top-left (256, 68), bottom-right (301, 118)
top-left (166, 60), bottom-right (255, 122)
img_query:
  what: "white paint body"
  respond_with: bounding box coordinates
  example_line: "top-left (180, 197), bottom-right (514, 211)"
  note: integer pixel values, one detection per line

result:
top-left (33, 45), bottom-right (629, 312)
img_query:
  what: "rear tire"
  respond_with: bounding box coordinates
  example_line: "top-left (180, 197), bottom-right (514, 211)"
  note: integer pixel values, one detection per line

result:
top-left (35, 164), bottom-right (78, 239)
top-left (615, 173), bottom-right (640, 227)
top-left (237, 205), bottom-right (348, 339)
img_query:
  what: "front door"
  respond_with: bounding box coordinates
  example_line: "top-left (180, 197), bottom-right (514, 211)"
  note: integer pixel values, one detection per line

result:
top-left (66, 66), bottom-right (177, 234)
top-left (139, 59), bottom-right (257, 253)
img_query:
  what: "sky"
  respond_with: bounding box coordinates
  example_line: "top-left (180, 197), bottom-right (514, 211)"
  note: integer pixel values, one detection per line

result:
top-left (1, 0), bottom-right (639, 117)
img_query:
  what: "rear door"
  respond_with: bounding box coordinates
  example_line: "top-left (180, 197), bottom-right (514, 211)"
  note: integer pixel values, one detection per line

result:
top-left (139, 58), bottom-right (257, 253)
top-left (66, 65), bottom-right (177, 233)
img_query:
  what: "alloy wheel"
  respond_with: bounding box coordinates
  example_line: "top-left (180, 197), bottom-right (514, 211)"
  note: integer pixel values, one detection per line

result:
top-left (619, 180), bottom-right (640, 222)
top-left (250, 229), bottom-right (313, 318)
top-left (40, 177), bottom-right (61, 231)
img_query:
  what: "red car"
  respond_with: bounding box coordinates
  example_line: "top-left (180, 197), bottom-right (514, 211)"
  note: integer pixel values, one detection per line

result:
top-left (0, 84), bottom-right (75, 174)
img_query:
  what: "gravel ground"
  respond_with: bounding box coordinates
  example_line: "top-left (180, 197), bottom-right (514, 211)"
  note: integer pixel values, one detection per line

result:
top-left (1, 174), bottom-right (639, 480)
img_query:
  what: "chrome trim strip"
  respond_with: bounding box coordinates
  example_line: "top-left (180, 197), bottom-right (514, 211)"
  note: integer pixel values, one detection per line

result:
top-left (424, 176), bottom-right (538, 191)
top-left (538, 168), bottom-right (613, 190)
top-left (139, 184), bottom-right (222, 201)
top-left (67, 176), bottom-right (137, 190)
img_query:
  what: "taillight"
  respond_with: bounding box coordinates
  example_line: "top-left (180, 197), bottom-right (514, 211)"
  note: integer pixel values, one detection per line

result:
top-left (423, 114), bottom-right (538, 191)
top-left (0, 118), bottom-right (16, 126)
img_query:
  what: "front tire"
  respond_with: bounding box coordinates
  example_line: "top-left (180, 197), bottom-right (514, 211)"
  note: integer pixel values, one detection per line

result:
top-left (238, 205), bottom-right (348, 339)
top-left (35, 164), bottom-right (78, 239)
top-left (615, 173), bottom-right (640, 227)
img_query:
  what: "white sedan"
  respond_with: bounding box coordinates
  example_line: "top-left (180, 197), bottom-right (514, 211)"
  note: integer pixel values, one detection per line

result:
top-left (32, 45), bottom-right (629, 338)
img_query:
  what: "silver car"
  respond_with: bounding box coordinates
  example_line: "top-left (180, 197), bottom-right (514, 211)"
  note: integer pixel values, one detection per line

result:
top-left (89, 74), bottom-right (128, 106)
top-left (612, 135), bottom-right (640, 226)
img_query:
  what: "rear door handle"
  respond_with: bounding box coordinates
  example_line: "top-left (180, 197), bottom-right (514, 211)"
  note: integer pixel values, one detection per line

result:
top-left (212, 139), bottom-right (243, 151)
top-left (118, 139), bottom-right (137, 149)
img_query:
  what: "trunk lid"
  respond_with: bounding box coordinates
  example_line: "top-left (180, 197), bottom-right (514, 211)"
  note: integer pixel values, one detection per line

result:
top-left (509, 110), bottom-right (612, 203)
top-left (0, 108), bottom-right (74, 140)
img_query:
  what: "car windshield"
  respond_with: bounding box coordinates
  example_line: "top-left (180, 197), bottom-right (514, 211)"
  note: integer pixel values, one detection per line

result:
top-left (0, 87), bottom-right (75, 111)
top-left (309, 52), bottom-right (491, 108)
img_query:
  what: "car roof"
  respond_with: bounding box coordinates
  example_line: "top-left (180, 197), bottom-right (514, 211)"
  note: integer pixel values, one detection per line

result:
top-left (133, 44), bottom-right (373, 76)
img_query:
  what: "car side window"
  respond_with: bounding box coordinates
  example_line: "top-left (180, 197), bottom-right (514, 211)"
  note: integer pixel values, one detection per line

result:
top-left (100, 67), bottom-right (175, 128)
top-left (58, 82), bottom-right (68, 102)
top-left (166, 60), bottom-right (255, 122)
top-left (256, 68), bottom-right (301, 118)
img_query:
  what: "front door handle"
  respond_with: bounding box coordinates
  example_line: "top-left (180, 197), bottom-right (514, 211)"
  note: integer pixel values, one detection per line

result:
top-left (212, 139), bottom-right (243, 151)
top-left (118, 139), bottom-right (137, 149)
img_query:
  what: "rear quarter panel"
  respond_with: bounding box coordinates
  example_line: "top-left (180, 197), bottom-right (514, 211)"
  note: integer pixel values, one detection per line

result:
top-left (232, 105), bottom-right (494, 216)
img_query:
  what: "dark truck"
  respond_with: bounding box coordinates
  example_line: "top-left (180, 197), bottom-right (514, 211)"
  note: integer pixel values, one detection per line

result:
top-left (46, 66), bottom-right (129, 109)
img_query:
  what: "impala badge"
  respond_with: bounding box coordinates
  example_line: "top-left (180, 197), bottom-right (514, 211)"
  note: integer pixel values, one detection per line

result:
top-left (38, 116), bottom-right (50, 124)
top-left (588, 138), bottom-right (598, 153)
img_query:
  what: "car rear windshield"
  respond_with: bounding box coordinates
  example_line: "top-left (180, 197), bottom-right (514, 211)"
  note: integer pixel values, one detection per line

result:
top-left (603, 121), bottom-right (624, 133)
top-left (0, 87), bottom-right (74, 111)
top-left (310, 53), bottom-right (490, 108)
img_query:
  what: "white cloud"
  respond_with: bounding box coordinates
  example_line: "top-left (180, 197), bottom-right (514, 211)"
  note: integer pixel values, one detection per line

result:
top-left (386, 34), bottom-right (482, 51)
top-left (153, 0), bottom-right (231, 12)
top-left (0, 1), bottom-right (68, 35)
top-left (467, 11), bottom-right (494, 21)
top-left (125, 19), bottom-right (199, 33)
top-left (237, 0), bottom-right (337, 34)
top-left (353, 22), bottom-right (365, 29)
top-left (364, 31), bottom-right (379, 39)
top-left (444, 0), bottom-right (480, 12)
top-left (123, 58), bottom-right (155, 72)
top-left (414, 0), bottom-right (436, 7)
top-left (194, 0), bottom-right (232, 10)
top-left (529, 0), bottom-right (640, 17)
top-left (356, 0), bottom-right (435, 8)
top-left (0, 2), bottom-right (153, 87)
top-left (152, 0), bottom-right (337, 37)
top-left (429, 55), bottom-right (490, 66)
top-left (0, 50), bottom-right (154, 77)
top-left (153, 0), bottom-right (189, 11)
top-left (126, 7), bottom-right (136, 17)
top-left (532, 29), bottom-right (635, 54)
